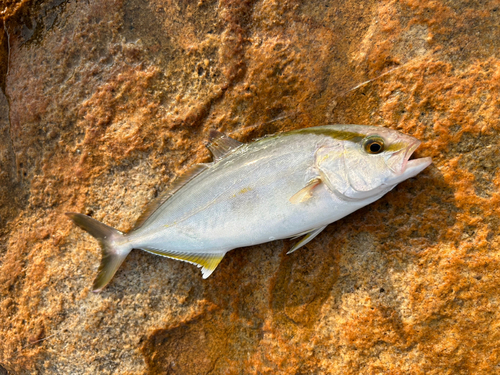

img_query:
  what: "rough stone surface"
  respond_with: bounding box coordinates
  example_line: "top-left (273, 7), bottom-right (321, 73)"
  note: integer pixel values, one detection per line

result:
top-left (1, 0), bottom-right (500, 374)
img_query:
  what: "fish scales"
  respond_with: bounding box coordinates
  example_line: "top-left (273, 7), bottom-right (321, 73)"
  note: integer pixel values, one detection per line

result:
top-left (66, 125), bottom-right (432, 291)
top-left (136, 134), bottom-right (326, 250)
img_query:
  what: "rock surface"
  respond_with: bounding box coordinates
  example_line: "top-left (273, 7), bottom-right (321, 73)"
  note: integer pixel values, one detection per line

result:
top-left (1, 0), bottom-right (500, 373)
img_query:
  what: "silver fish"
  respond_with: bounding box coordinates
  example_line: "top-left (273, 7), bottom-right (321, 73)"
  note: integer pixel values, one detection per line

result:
top-left (67, 125), bottom-right (432, 291)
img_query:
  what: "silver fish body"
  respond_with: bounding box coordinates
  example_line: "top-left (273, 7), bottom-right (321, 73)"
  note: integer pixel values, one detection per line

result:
top-left (67, 125), bottom-right (432, 291)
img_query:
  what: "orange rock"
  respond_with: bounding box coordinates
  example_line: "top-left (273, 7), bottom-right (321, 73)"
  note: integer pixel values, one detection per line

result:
top-left (1, 0), bottom-right (499, 373)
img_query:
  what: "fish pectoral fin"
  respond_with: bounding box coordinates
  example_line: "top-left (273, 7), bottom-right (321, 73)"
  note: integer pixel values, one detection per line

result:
top-left (287, 225), bottom-right (327, 254)
top-left (289, 177), bottom-right (322, 204)
top-left (206, 130), bottom-right (243, 160)
top-left (141, 247), bottom-right (226, 279)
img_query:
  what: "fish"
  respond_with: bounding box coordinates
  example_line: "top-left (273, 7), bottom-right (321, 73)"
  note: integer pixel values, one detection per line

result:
top-left (66, 125), bottom-right (432, 292)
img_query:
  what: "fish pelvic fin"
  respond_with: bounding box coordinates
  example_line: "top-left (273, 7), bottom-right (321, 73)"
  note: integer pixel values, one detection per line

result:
top-left (141, 247), bottom-right (226, 279)
top-left (287, 225), bottom-right (327, 254)
top-left (65, 213), bottom-right (131, 292)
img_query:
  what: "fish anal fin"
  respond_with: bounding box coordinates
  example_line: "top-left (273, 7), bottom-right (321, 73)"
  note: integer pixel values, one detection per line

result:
top-left (289, 177), bottom-right (322, 204)
top-left (287, 225), bottom-right (327, 254)
top-left (206, 130), bottom-right (243, 160)
top-left (141, 247), bottom-right (226, 279)
top-left (132, 164), bottom-right (209, 231)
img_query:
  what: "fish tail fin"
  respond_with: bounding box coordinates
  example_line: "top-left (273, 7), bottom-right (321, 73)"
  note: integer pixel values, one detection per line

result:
top-left (65, 213), bottom-right (132, 292)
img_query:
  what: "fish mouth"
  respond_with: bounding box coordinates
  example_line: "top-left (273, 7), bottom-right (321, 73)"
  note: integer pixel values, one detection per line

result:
top-left (403, 156), bottom-right (433, 177)
top-left (385, 139), bottom-right (432, 185)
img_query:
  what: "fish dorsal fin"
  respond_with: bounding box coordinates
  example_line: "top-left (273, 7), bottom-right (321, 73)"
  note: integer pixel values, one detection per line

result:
top-left (287, 225), bottom-right (327, 254)
top-left (131, 163), bottom-right (209, 231)
top-left (206, 130), bottom-right (243, 160)
top-left (141, 247), bottom-right (226, 278)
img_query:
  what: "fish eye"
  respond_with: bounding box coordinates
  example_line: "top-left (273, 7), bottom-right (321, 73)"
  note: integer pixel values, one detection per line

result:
top-left (363, 137), bottom-right (385, 154)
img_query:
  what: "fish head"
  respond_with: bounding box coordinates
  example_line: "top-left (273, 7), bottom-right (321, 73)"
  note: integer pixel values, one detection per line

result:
top-left (316, 125), bottom-right (432, 200)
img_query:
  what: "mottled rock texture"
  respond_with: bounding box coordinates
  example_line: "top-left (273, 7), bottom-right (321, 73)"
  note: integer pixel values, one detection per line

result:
top-left (1, 0), bottom-right (500, 374)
